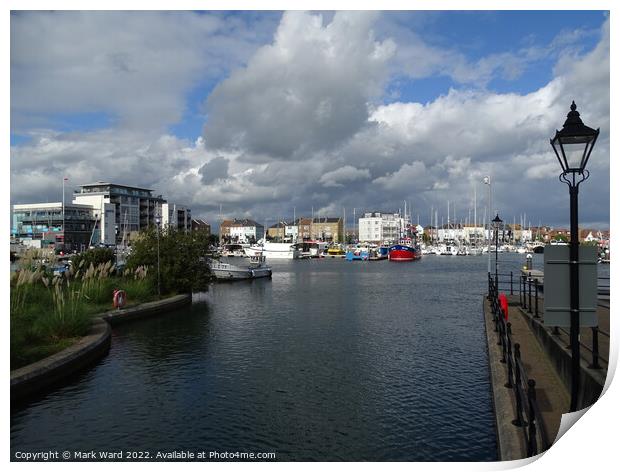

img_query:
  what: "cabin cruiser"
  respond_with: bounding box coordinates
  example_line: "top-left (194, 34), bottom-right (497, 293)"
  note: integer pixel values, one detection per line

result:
top-left (246, 240), bottom-right (301, 259)
top-left (208, 254), bottom-right (272, 280)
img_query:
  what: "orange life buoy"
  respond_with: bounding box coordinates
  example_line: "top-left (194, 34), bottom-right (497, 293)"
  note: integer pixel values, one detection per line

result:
top-left (113, 289), bottom-right (127, 309)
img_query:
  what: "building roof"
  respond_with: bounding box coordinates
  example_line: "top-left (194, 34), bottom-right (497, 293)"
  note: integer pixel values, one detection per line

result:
top-left (312, 217), bottom-right (341, 223)
top-left (78, 181), bottom-right (154, 191)
top-left (268, 221), bottom-right (290, 229)
top-left (222, 218), bottom-right (262, 228)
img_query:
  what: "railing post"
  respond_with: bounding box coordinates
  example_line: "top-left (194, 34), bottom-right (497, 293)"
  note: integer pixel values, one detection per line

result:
top-left (533, 279), bottom-right (537, 317)
top-left (519, 274), bottom-right (523, 307)
top-left (510, 271), bottom-right (514, 295)
top-left (528, 276), bottom-right (532, 314)
top-left (505, 323), bottom-right (514, 388)
top-left (521, 275), bottom-right (527, 310)
top-left (512, 343), bottom-right (525, 427)
top-left (500, 321), bottom-right (507, 363)
top-left (590, 327), bottom-right (601, 369)
top-left (488, 273), bottom-right (492, 300)
top-left (527, 379), bottom-right (538, 456)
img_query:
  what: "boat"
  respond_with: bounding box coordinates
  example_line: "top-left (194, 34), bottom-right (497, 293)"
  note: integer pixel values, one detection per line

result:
top-left (294, 241), bottom-right (327, 258)
top-left (368, 247), bottom-right (388, 261)
top-left (345, 246), bottom-right (369, 261)
top-left (208, 254), bottom-right (272, 280)
top-left (324, 245), bottom-right (346, 258)
top-left (468, 246), bottom-right (484, 256)
top-left (456, 246), bottom-right (469, 256)
top-left (388, 242), bottom-right (421, 261)
top-left (246, 240), bottom-right (301, 259)
top-left (440, 244), bottom-right (458, 256)
top-left (220, 243), bottom-right (248, 257)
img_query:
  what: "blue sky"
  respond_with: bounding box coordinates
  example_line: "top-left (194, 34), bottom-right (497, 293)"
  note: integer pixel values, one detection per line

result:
top-left (10, 10), bottom-right (610, 228)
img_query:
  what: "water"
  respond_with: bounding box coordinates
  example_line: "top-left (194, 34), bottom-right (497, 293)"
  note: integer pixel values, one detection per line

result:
top-left (11, 254), bottom-right (538, 461)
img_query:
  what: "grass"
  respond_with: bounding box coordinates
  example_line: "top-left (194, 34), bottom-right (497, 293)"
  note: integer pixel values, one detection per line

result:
top-left (10, 262), bottom-right (157, 370)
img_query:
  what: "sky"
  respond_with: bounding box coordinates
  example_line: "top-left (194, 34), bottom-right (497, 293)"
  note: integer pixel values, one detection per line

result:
top-left (9, 10), bottom-right (611, 230)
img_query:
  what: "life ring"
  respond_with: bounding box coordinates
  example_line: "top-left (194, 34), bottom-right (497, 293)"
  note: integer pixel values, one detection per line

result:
top-left (113, 289), bottom-right (127, 309)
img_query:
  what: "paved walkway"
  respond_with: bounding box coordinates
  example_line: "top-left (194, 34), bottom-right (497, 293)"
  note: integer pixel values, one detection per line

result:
top-left (483, 297), bottom-right (570, 459)
top-left (511, 293), bottom-right (609, 382)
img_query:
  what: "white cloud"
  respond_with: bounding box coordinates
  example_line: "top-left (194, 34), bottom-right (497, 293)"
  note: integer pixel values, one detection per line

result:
top-left (9, 13), bottom-right (610, 228)
top-left (319, 166), bottom-right (371, 188)
top-left (203, 11), bottom-right (395, 158)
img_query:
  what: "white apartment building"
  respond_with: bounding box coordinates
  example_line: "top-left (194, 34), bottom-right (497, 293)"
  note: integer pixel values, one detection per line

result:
top-left (228, 220), bottom-right (265, 243)
top-left (71, 182), bottom-right (191, 243)
top-left (358, 212), bottom-right (409, 243)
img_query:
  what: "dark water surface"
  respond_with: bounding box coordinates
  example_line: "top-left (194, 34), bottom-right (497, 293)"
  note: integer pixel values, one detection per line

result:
top-left (11, 254), bottom-right (541, 461)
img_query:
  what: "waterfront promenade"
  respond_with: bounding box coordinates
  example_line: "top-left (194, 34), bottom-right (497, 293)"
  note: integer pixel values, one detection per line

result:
top-left (483, 286), bottom-right (609, 459)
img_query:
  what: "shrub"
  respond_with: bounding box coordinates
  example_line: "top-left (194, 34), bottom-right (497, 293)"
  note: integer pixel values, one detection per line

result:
top-left (72, 248), bottom-right (115, 272)
top-left (126, 227), bottom-right (211, 294)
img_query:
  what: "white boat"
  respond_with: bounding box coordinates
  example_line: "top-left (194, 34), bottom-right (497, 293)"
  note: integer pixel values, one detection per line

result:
top-left (208, 254), bottom-right (272, 280)
top-left (440, 244), bottom-right (458, 256)
top-left (246, 240), bottom-right (301, 259)
top-left (456, 246), bottom-right (469, 256)
top-left (294, 241), bottom-right (328, 258)
top-left (468, 246), bottom-right (484, 256)
top-left (220, 243), bottom-right (248, 257)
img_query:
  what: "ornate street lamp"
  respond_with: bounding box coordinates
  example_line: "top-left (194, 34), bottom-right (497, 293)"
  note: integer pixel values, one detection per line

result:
top-left (155, 214), bottom-right (161, 298)
top-left (492, 214), bottom-right (503, 287)
top-left (550, 101), bottom-right (599, 412)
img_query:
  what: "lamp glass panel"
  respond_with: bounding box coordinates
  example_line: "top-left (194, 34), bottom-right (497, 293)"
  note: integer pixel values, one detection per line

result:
top-left (559, 136), bottom-right (589, 171)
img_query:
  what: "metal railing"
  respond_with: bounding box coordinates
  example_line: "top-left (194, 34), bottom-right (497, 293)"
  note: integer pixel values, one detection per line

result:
top-left (519, 274), bottom-right (609, 368)
top-left (488, 275), bottom-right (551, 456)
top-left (487, 271), bottom-right (517, 298)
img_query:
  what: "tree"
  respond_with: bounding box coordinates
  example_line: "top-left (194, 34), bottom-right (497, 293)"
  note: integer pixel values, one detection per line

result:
top-left (126, 227), bottom-right (211, 294)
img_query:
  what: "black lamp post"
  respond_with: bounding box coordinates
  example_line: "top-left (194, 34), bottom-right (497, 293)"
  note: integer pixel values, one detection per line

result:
top-left (550, 101), bottom-right (599, 412)
top-left (492, 214), bottom-right (503, 287)
top-left (155, 215), bottom-right (161, 298)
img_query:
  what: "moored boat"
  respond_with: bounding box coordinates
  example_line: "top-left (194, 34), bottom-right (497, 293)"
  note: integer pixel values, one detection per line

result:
top-left (208, 254), bottom-right (272, 280)
top-left (345, 246), bottom-right (369, 261)
top-left (323, 245), bottom-right (346, 258)
top-left (388, 241), bottom-right (421, 262)
top-left (246, 240), bottom-right (301, 259)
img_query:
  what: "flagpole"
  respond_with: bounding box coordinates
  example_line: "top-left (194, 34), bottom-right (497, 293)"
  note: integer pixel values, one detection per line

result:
top-left (62, 177), bottom-right (66, 250)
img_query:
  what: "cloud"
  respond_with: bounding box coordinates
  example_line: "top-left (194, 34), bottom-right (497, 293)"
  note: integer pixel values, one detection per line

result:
top-left (199, 157), bottom-right (230, 184)
top-left (9, 13), bottom-right (610, 229)
top-left (10, 11), bottom-right (278, 133)
top-left (203, 11), bottom-right (395, 159)
top-left (319, 166), bottom-right (371, 188)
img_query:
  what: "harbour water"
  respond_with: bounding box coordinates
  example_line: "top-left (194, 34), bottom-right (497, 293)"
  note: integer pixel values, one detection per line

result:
top-left (11, 254), bottom-right (561, 461)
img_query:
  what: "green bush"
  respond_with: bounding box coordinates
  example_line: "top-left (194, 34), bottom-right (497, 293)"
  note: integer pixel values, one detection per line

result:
top-left (126, 227), bottom-right (211, 294)
top-left (72, 248), bottom-right (116, 272)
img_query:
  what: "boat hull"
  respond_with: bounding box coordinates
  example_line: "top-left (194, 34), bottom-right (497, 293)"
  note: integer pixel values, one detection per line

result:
top-left (388, 244), bottom-right (419, 262)
top-left (209, 260), bottom-right (272, 281)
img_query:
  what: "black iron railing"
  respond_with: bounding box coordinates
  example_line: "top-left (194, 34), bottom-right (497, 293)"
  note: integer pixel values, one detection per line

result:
top-left (487, 271), bottom-right (517, 298)
top-left (519, 274), bottom-right (608, 368)
top-left (488, 275), bottom-right (551, 456)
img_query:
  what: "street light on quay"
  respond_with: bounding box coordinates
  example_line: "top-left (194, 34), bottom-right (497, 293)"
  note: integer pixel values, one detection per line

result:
top-left (550, 100), bottom-right (599, 412)
top-left (492, 213), bottom-right (503, 287)
top-left (155, 214), bottom-right (161, 298)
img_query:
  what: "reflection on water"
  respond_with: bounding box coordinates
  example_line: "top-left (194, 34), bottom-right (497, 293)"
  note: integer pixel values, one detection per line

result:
top-left (9, 254), bottom-right (556, 461)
